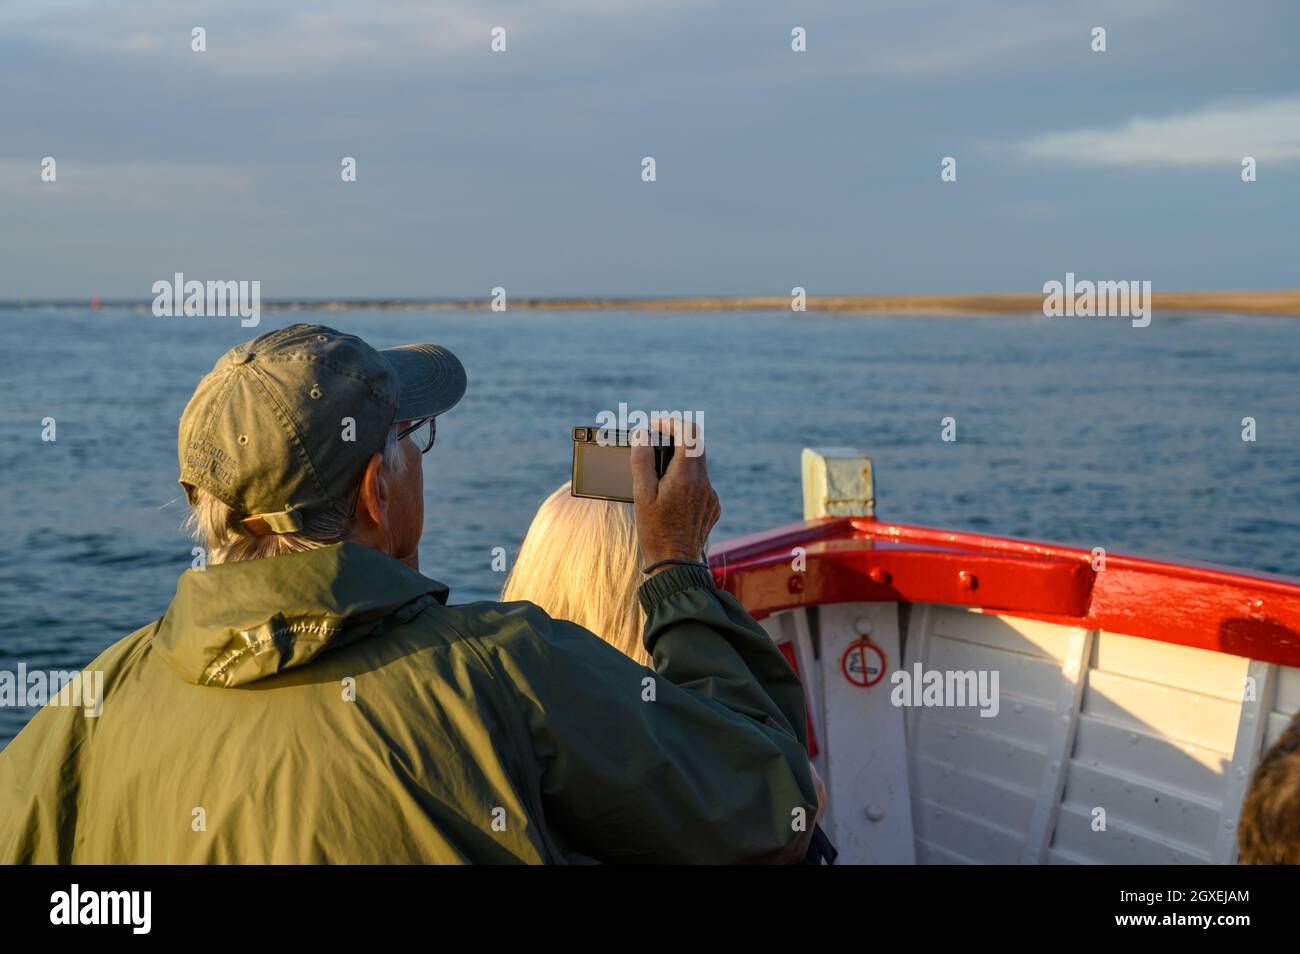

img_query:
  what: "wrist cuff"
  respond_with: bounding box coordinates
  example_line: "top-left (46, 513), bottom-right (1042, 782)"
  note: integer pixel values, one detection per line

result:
top-left (637, 562), bottom-right (717, 613)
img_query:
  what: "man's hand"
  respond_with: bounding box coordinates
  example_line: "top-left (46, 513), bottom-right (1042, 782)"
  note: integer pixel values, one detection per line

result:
top-left (630, 418), bottom-right (720, 576)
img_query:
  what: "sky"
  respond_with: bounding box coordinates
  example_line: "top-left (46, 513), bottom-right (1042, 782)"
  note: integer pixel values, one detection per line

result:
top-left (1, 0), bottom-right (1297, 299)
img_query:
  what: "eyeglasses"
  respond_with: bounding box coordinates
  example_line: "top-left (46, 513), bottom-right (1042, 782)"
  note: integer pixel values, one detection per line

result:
top-left (397, 417), bottom-right (437, 454)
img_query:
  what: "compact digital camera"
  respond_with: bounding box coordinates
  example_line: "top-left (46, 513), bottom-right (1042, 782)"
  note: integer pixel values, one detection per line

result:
top-left (570, 427), bottom-right (675, 502)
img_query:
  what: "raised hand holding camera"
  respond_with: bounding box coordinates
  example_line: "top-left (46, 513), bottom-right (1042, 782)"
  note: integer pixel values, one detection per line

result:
top-left (630, 417), bottom-right (719, 577)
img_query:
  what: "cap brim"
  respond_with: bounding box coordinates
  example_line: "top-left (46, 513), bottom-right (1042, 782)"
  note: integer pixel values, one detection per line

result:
top-left (381, 343), bottom-right (468, 421)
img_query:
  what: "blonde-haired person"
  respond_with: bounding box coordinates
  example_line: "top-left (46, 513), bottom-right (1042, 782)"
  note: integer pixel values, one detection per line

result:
top-left (502, 482), bottom-right (650, 667)
top-left (504, 476), bottom-right (830, 856)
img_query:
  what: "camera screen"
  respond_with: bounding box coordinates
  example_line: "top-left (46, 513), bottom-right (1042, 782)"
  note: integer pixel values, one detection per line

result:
top-left (572, 439), bottom-right (634, 502)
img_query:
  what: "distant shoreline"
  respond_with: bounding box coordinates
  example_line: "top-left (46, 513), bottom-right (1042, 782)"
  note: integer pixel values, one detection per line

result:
top-left (2, 290), bottom-right (1299, 316)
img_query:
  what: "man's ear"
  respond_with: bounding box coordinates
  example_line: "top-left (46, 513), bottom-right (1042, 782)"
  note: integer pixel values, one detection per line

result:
top-left (354, 452), bottom-right (388, 528)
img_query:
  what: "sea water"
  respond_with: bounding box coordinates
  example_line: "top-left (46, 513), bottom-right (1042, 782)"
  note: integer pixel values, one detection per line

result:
top-left (1, 306), bottom-right (1298, 746)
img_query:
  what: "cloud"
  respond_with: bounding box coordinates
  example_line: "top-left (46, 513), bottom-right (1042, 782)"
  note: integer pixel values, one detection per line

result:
top-left (2, 0), bottom-right (717, 77)
top-left (1015, 95), bottom-right (1300, 167)
top-left (771, 0), bottom-right (1181, 80)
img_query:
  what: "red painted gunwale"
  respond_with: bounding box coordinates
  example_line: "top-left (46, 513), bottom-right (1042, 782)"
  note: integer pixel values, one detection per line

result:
top-left (710, 517), bottom-right (1300, 670)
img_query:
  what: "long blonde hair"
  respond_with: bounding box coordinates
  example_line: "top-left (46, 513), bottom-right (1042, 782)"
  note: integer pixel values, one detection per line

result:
top-left (501, 482), bottom-right (649, 667)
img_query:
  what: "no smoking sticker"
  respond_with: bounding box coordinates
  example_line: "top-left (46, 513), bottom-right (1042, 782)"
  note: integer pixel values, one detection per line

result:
top-left (840, 639), bottom-right (886, 688)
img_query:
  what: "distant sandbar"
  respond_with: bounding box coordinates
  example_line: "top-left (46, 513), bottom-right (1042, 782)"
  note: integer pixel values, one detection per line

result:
top-left (5, 290), bottom-right (1299, 316)
top-left (275, 290), bottom-right (1300, 316)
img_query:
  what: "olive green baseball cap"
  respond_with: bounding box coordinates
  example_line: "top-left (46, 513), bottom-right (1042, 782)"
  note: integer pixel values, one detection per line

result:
top-left (178, 323), bottom-right (466, 534)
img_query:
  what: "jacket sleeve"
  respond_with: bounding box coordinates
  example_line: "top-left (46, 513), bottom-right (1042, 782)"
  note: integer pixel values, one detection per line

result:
top-left (476, 563), bottom-right (818, 864)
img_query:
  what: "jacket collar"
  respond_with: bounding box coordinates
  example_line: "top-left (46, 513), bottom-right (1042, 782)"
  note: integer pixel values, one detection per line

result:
top-left (153, 543), bottom-right (448, 687)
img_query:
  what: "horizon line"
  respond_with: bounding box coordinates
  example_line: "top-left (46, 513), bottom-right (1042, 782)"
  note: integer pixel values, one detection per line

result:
top-left (2, 289), bottom-right (1299, 316)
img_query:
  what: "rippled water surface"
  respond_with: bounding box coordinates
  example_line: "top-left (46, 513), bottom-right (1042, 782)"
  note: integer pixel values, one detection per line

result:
top-left (2, 307), bottom-right (1299, 746)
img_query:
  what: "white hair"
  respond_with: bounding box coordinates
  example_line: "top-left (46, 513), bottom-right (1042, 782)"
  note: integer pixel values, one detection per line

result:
top-left (185, 425), bottom-right (406, 564)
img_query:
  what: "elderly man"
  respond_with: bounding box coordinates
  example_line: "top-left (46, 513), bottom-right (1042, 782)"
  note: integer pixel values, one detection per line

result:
top-left (0, 323), bottom-right (819, 864)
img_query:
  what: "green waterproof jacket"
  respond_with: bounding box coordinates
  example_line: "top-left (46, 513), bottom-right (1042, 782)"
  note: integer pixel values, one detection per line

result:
top-left (0, 544), bottom-right (817, 863)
